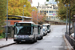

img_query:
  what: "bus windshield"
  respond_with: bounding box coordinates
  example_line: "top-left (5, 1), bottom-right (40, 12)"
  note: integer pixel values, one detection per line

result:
top-left (15, 26), bottom-right (31, 35)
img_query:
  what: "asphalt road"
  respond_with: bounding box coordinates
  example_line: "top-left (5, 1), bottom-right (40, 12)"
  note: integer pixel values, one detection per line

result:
top-left (0, 25), bottom-right (67, 50)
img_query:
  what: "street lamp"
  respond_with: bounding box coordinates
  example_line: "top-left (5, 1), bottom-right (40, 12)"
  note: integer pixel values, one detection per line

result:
top-left (22, 5), bottom-right (26, 21)
top-left (69, 0), bottom-right (71, 35)
top-left (32, 9), bottom-right (35, 22)
top-left (64, 4), bottom-right (69, 34)
top-left (6, 0), bottom-right (8, 41)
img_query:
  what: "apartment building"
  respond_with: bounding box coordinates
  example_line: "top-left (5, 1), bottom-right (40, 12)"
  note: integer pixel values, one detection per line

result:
top-left (37, 4), bottom-right (60, 22)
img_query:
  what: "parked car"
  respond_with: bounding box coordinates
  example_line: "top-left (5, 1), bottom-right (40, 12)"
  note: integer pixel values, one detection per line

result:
top-left (42, 24), bottom-right (51, 33)
top-left (46, 24), bottom-right (51, 33)
top-left (42, 26), bottom-right (47, 36)
top-left (70, 33), bottom-right (74, 39)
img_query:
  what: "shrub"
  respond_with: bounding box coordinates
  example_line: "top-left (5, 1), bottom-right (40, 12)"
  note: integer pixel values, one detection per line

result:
top-left (0, 36), bottom-right (3, 39)
top-left (0, 32), bottom-right (5, 39)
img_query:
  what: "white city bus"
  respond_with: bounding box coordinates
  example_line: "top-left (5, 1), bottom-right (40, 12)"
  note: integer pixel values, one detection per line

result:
top-left (14, 21), bottom-right (43, 43)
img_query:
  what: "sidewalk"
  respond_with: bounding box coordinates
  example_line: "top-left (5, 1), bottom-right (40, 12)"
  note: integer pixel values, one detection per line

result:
top-left (63, 35), bottom-right (74, 50)
top-left (0, 38), bottom-right (15, 48)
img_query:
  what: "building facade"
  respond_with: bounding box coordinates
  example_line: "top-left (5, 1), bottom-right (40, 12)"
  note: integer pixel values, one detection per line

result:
top-left (37, 4), bottom-right (60, 22)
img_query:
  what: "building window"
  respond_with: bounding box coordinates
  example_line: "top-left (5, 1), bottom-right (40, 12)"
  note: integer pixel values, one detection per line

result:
top-left (53, 11), bottom-right (56, 13)
top-left (49, 11), bottom-right (53, 13)
top-left (49, 11), bottom-right (51, 13)
top-left (52, 11), bottom-right (53, 13)
top-left (46, 11), bottom-right (48, 13)
top-left (53, 7), bottom-right (58, 9)
top-left (44, 11), bottom-right (46, 15)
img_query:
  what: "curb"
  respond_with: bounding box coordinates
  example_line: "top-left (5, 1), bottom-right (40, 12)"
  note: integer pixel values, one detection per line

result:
top-left (0, 42), bottom-right (15, 48)
top-left (63, 35), bottom-right (74, 50)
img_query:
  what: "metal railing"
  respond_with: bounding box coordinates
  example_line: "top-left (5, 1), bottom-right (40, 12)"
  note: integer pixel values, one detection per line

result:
top-left (65, 34), bottom-right (75, 49)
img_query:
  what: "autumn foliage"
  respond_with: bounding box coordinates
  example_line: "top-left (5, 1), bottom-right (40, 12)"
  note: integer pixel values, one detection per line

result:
top-left (32, 11), bottom-right (45, 24)
top-left (8, 0), bottom-right (32, 16)
top-left (0, 0), bottom-right (7, 34)
top-left (55, 0), bottom-right (75, 20)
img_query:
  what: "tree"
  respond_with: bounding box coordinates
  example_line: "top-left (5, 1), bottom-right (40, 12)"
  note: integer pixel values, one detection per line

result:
top-left (8, 0), bottom-right (32, 16)
top-left (0, 0), bottom-right (7, 33)
top-left (32, 11), bottom-right (45, 24)
top-left (46, 0), bottom-right (49, 2)
top-left (55, 0), bottom-right (75, 35)
top-left (55, 0), bottom-right (75, 20)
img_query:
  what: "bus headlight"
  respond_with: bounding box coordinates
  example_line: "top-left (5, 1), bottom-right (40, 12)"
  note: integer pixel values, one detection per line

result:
top-left (29, 35), bottom-right (34, 38)
top-left (14, 35), bottom-right (17, 39)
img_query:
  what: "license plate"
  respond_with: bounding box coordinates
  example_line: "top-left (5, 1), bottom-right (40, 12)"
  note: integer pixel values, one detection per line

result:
top-left (21, 40), bottom-right (26, 41)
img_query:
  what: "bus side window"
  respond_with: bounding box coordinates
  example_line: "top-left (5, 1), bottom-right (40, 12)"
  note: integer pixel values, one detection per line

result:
top-left (33, 26), bottom-right (34, 32)
top-left (38, 26), bottom-right (40, 34)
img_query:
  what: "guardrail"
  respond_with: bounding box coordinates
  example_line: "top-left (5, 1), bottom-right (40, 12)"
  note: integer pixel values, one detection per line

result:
top-left (65, 34), bottom-right (75, 50)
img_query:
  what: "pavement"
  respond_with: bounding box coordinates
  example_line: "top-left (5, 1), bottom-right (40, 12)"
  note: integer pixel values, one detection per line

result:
top-left (0, 38), bottom-right (15, 48)
top-left (63, 35), bottom-right (74, 50)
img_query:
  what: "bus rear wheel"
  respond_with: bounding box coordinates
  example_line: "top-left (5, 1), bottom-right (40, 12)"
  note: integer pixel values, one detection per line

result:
top-left (31, 38), bottom-right (37, 43)
top-left (34, 37), bottom-right (37, 42)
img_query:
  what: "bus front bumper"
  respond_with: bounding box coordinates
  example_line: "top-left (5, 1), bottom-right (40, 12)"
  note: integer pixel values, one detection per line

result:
top-left (14, 38), bottom-right (34, 42)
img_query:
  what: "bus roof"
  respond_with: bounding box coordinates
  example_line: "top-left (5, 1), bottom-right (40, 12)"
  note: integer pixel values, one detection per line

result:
top-left (43, 24), bottom-right (50, 25)
top-left (18, 21), bottom-right (35, 24)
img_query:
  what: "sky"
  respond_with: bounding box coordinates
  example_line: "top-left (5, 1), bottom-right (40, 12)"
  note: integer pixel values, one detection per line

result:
top-left (31, 0), bottom-right (57, 7)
